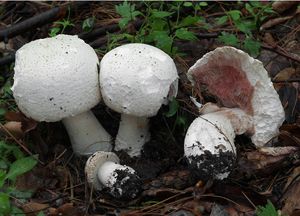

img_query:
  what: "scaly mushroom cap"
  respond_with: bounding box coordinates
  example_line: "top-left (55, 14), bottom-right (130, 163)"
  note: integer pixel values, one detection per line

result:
top-left (100, 43), bottom-right (178, 117)
top-left (85, 151), bottom-right (120, 190)
top-left (188, 46), bottom-right (285, 146)
top-left (12, 34), bottom-right (101, 122)
top-left (184, 112), bottom-right (237, 180)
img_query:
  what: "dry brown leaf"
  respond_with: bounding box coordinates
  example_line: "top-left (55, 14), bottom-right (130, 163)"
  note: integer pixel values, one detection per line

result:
top-left (1, 121), bottom-right (24, 139)
top-left (259, 146), bottom-right (299, 156)
top-left (261, 16), bottom-right (294, 30)
top-left (262, 33), bottom-right (277, 47)
top-left (272, 1), bottom-right (299, 13)
top-left (273, 67), bottom-right (296, 82)
top-left (281, 167), bottom-right (300, 215)
top-left (49, 203), bottom-right (83, 216)
top-left (238, 147), bottom-right (298, 176)
top-left (4, 111), bottom-right (37, 133)
top-left (22, 202), bottom-right (49, 216)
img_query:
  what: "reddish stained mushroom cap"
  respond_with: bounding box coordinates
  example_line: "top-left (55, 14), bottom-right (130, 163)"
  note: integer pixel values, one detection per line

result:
top-left (188, 46), bottom-right (285, 146)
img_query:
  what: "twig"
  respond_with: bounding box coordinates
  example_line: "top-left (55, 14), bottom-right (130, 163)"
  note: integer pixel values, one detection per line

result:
top-left (261, 43), bottom-right (300, 64)
top-left (0, 2), bottom-right (87, 41)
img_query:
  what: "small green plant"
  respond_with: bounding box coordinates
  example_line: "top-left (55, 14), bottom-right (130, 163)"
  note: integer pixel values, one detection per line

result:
top-left (0, 141), bottom-right (38, 216)
top-left (0, 79), bottom-right (16, 122)
top-left (256, 200), bottom-right (279, 216)
top-left (82, 16), bottom-right (96, 32)
top-left (216, 2), bottom-right (274, 57)
top-left (110, 1), bottom-right (208, 56)
top-left (49, 7), bottom-right (74, 37)
top-left (164, 97), bottom-right (188, 135)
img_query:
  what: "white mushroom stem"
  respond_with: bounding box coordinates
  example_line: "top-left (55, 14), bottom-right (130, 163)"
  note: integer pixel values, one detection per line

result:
top-left (62, 110), bottom-right (112, 156)
top-left (115, 114), bottom-right (150, 157)
top-left (97, 161), bottom-right (135, 188)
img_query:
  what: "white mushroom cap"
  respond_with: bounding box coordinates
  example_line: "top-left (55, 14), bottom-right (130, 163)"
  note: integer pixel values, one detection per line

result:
top-left (100, 43), bottom-right (178, 117)
top-left (188, 46), bottom-right (285, 147)
top-left (12, 34), bottom-right (100, 122)
top-left (184, 112), bottom-right (237, 180)
top-left (85, 151), bottom-right (119, 190)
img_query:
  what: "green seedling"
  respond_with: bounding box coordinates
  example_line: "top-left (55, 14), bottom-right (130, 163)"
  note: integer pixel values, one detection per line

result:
top-left (111, 1), bottom-right (207, 56)
top-left (256, 200), bottom-right (279, 216)
top-left (0, 141), bottom-right (38, 216)
top-left (217, 2), bottom-right (274, 57)
top-left (82, 17), bottom-right (96, 32)
top-left (49, 7), bottom-right (74, 37)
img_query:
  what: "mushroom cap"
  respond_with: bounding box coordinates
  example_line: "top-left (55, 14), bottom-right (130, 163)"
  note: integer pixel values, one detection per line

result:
top-left (85, 151), bottom-right (120, 190)
top-left (100, 43), bottom-right (178, 117)
top-left (12, 34), bottom-right (101, 122)
top-left (184, 112), bottom-right (237, 180)
top-left (188, 46), bottom-right (285, 146)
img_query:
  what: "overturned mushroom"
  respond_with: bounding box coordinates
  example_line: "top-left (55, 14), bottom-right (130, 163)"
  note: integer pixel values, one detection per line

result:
top-left (100, 43), bottom-right (178, 157)
top-left (85, 151), bottom-right (141, 199)
top-left (185, 46), bottom-right (285, 180)
top-left (12, 34), bottom-right (112, 156)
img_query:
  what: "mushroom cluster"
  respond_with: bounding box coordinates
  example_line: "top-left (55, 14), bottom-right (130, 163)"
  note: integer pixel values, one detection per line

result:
top-left (184, 46), bottom-right (285, 180)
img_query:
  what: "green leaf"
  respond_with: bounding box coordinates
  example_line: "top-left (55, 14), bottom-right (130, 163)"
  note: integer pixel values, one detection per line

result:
top-left (256, 200), bottom-right (278, 216)
top-left (165, 98), bottom-right (179, 117)
top-left (115, 1), bottom-right (132, 18)
top-left (175, 28), bottom-right (197, 41)
top-left (234, 20), bottom-right (256, 34)
top-left (153, 31), bottom-right (173, 54)
top-left (151, 10), bottom-right (173, 18)
top-left (227, 10), bottom-right (241, 21)
top-left (178, 15), bottom-right (201, 27)
top-left (0, 193), bottom-right (10, 215)
top-left (49, 27), bottom-right (60, 37)
top-left (82, 17), bottom-right (95, 32)
top-left (183, 2), bottom-right (193, 7)
top-left (216, 15), bottom-right (228, 25)
top-left (0, 170), bottom-right (6, 188)
top-left (217, 32), bottom-right (239, 46)
top-left (115, 2), bottom-right (141, 29)
top-left (11, 206), bottom-right (25, 216)
top-left (199, 2), bottom-right (208, 7)
top-left (243, 37), bottom-right (261, 57)
top-left (0, 108), bottom-right (6, 116)
top-left (118, 17), bottom-right (131, 28)
top-left (175, 116), bottom-right (188, 131)
top-left (5, 156), bottom-right (37, 181)
top-left (150, 18), bottom-right (167, 31)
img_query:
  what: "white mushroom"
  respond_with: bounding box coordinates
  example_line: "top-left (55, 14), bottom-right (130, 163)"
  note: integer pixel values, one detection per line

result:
top-left (185, 46), bottom-right (285, 180)
top-left (12, 34), bottom-right (112, 156)
top-left (85, 151), bottom-right (141, 199)
top-left (100, 43), bottom-right (178, 157)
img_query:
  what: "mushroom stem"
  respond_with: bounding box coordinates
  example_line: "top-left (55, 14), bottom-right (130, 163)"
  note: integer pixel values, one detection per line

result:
top-left (115, 114), bottom-right (150, 157)
top-left (62, 110), bottom-right (112, 156)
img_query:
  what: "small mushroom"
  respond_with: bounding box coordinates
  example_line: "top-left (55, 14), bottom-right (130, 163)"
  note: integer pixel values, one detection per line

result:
top-left (100, 43), bottom-right (178, 157)
top-left (12, 34), bottom-right (112, 156)
top-left (85, 151), bottom-right (141, 199)
top-left (185, 46), bottom-right (285, 180)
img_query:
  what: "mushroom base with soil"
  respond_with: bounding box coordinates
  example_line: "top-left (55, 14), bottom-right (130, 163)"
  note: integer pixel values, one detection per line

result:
top-left (184, 110), bottom-right (239, 180)
top-left (115, 114), bottom-right (150, 157)
top-left (85, 151), bottom-right (142, 199)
